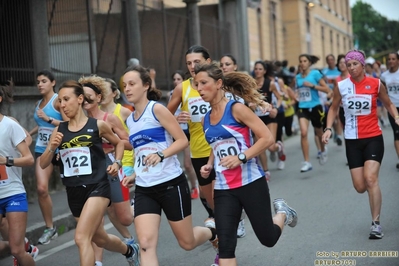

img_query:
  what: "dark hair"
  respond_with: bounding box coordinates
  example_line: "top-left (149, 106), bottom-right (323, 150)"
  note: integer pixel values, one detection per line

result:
top-left (171, 70), bottom-right (185, 80)
top-left (282, 60), bottom-right (288, 67)
top-left (336, 54), bottom-right (346, 69)
top-left (220, 54), bottom-right (237, 65)
top-left (325, 54), bottom-right (335, 61)
top-left (59, 80), bottom-right (93, 104)
top-left (185, 45), bottom-right (211, 60)
top-left (124, 65), bottom-right (162, 101)
top-left (0, 80), bottom-right (14, 113)
top-left (36, 69), bottom-right (56, 91)
top-left (254, 61), bottom-right (274, 78)
top-left (104, 78), bottom-right (121, 100)
top-left (388, 51), bottom-right (399, 60)
top-left (299, 54), bottom-right (320, 65)
top-left (194, 62), bottom-right (263, 106)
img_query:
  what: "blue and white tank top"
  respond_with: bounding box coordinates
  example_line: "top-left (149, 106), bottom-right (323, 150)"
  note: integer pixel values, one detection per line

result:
top-left (203, 101), bottom-right (264, 190)
top-left (126, 101), bottom-right (182, 187)
top-left (33, 94), bottom-right (62, 153)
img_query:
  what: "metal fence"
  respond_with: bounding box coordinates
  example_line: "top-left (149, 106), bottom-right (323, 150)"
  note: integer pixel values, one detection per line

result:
top-left (1, 0), bottom-right (230, 90)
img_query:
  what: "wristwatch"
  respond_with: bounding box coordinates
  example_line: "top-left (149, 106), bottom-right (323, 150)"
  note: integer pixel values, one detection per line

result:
top-left (156, 151), bottom-right (165, 162)
top-left (47, 117), bottom-right (54, 124)
top-left (5, 156), bottom-right (14, 167)
top-left (237, 153), bottom-right (247, 164)
top-left (113, 159), bottom-right (122, 168)
top-left (324, 127), bottom-right (332, 133)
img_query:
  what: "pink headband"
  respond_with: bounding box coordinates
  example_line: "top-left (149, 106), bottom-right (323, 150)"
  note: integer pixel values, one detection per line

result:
top-left (345, 50), bottom-right (365, 65)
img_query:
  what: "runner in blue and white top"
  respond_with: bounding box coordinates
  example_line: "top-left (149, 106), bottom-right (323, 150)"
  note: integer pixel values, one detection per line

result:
top-left (122, 65), bottom-right (218, 265)
top-left (196, 63), bottom-right (297, 265)
top-left (28, 70), bottom-right (65, 245)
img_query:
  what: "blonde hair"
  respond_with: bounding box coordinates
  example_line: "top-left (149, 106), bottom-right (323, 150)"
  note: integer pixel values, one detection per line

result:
top-left (78, 75), bottom-right (107, 101)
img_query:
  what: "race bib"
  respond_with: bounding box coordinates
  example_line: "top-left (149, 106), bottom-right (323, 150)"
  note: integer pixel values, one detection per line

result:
top-left (188, 97), bottom-right (211, 122)
top-left (134, 142), bottom-right (162, 176)
top-left (212, 138), bottom-right (240, 173)
top-left (60, 147), bottom-right (92, 177)
top-left (298, 87), bottom-right (311, 102)
top-left (387, 83), bottom-right (399, 95)
top-left (0, 165), bottom-right (10, 186)
top-left (345, 94), bottom-right (371, 116)
top-left (37, 127), bottom-right (53, 147)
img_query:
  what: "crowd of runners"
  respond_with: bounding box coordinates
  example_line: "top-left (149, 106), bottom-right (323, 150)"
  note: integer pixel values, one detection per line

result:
top-left (0, 46), bottom-right (398, 266)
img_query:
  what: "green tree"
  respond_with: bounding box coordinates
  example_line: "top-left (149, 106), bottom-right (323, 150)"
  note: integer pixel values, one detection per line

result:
top-left (352, 0), bottom-right (399, 57)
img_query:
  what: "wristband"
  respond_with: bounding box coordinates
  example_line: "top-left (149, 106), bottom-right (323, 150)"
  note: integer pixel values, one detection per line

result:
top-left (5, 156), bottom-right (14, 167)
top-left (323, 127), bottom-right (332, 133)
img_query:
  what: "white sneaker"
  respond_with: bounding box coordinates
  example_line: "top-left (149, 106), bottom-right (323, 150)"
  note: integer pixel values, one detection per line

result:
top-left (319, 151), bottom-right (328, 165)
top-left (237, 219), bottom-right (246, 238)
top-left (204, 217), bottom-right (216, 228)
top-left (277, 159), bottom-right (285, 170)
top-left (300, 161), bottom-right (312, 172)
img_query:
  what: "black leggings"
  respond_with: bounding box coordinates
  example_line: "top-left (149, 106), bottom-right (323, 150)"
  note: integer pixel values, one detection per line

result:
top-left (214, 177), bottom-right (282, 259)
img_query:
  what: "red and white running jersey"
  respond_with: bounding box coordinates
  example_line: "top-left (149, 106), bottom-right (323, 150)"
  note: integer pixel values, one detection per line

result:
top-left (338, 76), bottom-right (381, 139)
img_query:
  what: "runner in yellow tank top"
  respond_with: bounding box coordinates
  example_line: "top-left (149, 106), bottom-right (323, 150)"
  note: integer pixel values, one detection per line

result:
top-left (167, 45), bottom-right (216, 231)
top-left (181, 78), bottom-right (212, 158)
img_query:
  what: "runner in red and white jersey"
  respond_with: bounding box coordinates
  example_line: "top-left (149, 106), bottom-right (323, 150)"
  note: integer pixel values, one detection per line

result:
top-left (322, 50), bottom-right (399, 240)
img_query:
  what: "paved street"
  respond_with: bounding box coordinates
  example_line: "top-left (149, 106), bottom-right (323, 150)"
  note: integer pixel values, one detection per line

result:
top-left (1, 126), bottom-right (399, 266)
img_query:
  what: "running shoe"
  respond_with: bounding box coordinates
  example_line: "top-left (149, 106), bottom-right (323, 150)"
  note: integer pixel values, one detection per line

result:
top-left (204, 217), bottom-right (216, 229)
top-left (210, 253), bottom-right (219, 266)
top-left (319, 151), bottom-right (328, 165)
top-left (277, 141), bottom-right (286, 161)
top-left (125, 239), bottom-right (140, 266)
top-left (317, 150), bottom-right (321, 159)
top-left (38, 227), bottom-right (58, 245)
top-left (273, 198), bottom-right (298, 227)
top-left (300, 161), bottom-right (312, 172)
top-left (237, 219), bottom-right (246, 238)
top-left (369, 222), bottom-right (384, 239)
top-left (269, 150), bottom-right (277, 162)
top-left (191, 187), bottom-right (199, 199)
top-left (264, 170), bottom-right (271, 182)
top-left (396, 161), bottom-right (399, 170)
top-left (13, 238), bottom-right (39, 266)
top-left (277, 159), bottom-right (285, 170)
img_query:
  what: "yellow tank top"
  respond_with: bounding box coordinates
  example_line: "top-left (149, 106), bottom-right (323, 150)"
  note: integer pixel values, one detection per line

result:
top-left (113, 103), bottom-right (134, 167)
top-left (181, 79), bottom-right (212, 158)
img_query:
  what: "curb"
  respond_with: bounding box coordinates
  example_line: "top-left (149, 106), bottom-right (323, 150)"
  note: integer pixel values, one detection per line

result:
top-left (26, 213), bottom-right (77, 245)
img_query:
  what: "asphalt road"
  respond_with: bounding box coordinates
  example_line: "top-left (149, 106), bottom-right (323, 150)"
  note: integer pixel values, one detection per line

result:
top-left (2, 125), bottom-right (399, 266)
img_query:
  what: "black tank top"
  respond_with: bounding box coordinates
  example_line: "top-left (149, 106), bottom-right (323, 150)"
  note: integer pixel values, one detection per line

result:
top-left (57, 117), bottom-right (107, 187)
top-left (258, 78), bottom-right (272, 104)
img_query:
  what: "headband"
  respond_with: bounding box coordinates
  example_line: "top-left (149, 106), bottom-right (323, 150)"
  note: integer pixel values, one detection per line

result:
top-left (82, 82), bottom-right (101, 95)
top-left (345, 51), bottom-right (365, 66)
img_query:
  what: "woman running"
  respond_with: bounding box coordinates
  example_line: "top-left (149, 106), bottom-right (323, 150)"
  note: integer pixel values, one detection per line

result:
top-left (40, 80), bottom-right (140, 266)
top-left (0, 81), bottom-right (36, 265)
top-left (167, 45), bottom-right (216, 228)
top-left (322, 50), bottom-right (399, 239)
top-left (293, 54), bottom-right (330, 172)
top-left (122, 65), bottom-right (218, 265)
top-left (28, 70), bottom-right (66, 245)
top-left (196, 63), bottom-right (297, 266)
top-left (169, 70), bottom-right (199, 199)
top-left (78, 75), bottom-right (136, 266)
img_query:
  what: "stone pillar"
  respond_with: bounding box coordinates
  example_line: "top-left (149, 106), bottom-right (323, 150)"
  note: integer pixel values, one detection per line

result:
top-left (183, 0), bottom-right (201, 46)
top-left (29, 0), bottom-right (50, 73)
top-left (124, 0), bottom-right (143, 63)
